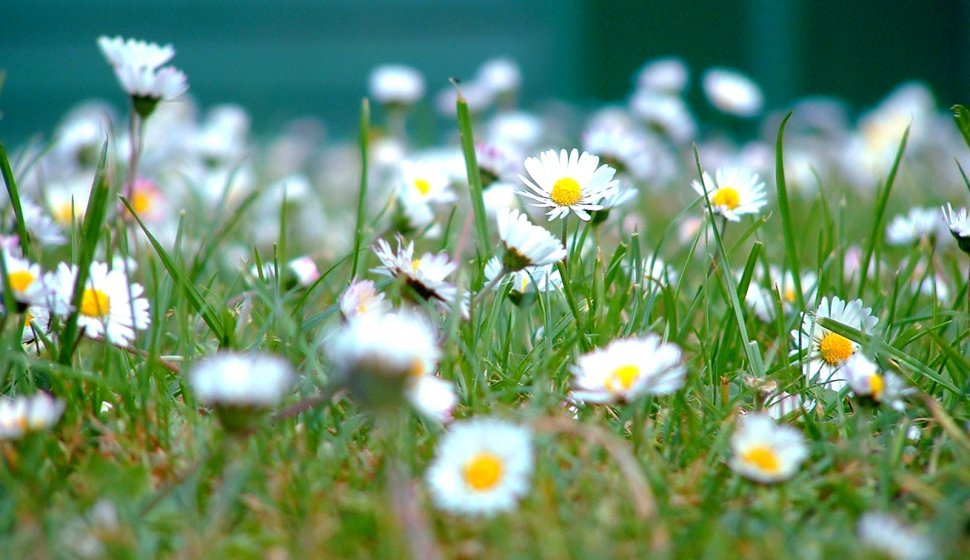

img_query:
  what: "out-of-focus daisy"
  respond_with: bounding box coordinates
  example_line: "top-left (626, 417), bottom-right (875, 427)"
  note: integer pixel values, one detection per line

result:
top-left (189, 352), bottom-right (294, 408)
top-left (476, 143), bottom-right (518, 187)
top-left (482, 181), bottom-right (521, 218)
top-left (397, 159), bottom-right (455, 205)
top-left (630, 90), bottom-right (696, 144)
top-left (730, 413), bottom-right (808, 483)
top-left (791, 296), bottom-right (879, 391)
top-left (327, 308), bottom-right (440, 407)
top-left (476, 58), bottom-right (521, 104)
top-left (47, 178), bottom-right (91, 228)
top-left (518, 148), bottom-right (619, 221)
top-left (583, 124), bottom-right (656, 181)
top-left (21, 305), bottom-right (54, 348)
top-left (98, 36), bottom-right (187, 116)
top-left (339, 279), bottom-right (389, 320)
top-left (496, 208), bottom-right (566, 271)
top-left (125, 177), bottom-right (167, 223)
top-left (425, 417), bottom-right (533, 517)
top-left (842, 354), bottom-right (912, 411)
top-left (941, 203), bottom-right (970, 253)
top-left (49, 261), bottom-right (151, 347)
top-left (570, 335), bottom-right (685, 404)
top-left (372, 236), bottom-right (464, 316)
top-left (857, 511), bottom-right (933, 560)
top-left (1, 253), bottom-right (46, 306)
top-left (745, 267), bottom-right (817, 323)
top-left (635, 57), bottom-right (689, 94)
top-left (20, 197), bottom-right (67, 246)
top-left (369, 64), bottom-right (425, 107)
top-left (486, 111), bottom-right (544, 153)
top-left (0, 393), bottom-right (65, 440)
top-left (702, 68), bottom-right (763, 117)
top-left (406, 375), bottom-right (458, 424)
top-left (691, 166), bottom-right (767, 222)
top-left (484, 258), bottom-right (562, 306)
top-left (886, 207), bottom-right (946, 245)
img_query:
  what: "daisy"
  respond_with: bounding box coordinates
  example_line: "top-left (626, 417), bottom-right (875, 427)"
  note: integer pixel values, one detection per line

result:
top-left (20, 197), bottom-right (67, 246)
top-left (941, 204), bottom-right (970, 253)
top-left (570, 335), bottom-right (685, 404)
top-left (791, 296), bottom-right (879, 391)
top-left (629, 90), bottom-right (697, 144)
top-left (97, 36), bottom-right (174, 71)
top-left (765, 391), bottom-right (816, 420)
top-left (476, 58), bottom-right (521, 99)
top-left (857, 511), bottom-right (933, 560)
top-left (425, 417), bottom-right (533, 516)
top-left (368, 64), bottom-right (425, 107)
top-left (582, 124), bottom-right (656, 181)
top-left (406, 375), bottom-right (458, 424)
top-left (0, 393), bottom-right (65, 440)
top-left (745, 267), bottom-right (817, 323)
top-left (496, 208), bottom-right (567, 271)
top-left (21, 305), bottom-right (54, 348)
top-left (188, 352), bottom-right (295, 408)
top-left (730, 413), bottom-right (808, 483)
top-left (339, 279), bottom-right (389, 320)
top-left (328, 308), bottom-right (441, 407)
top-left (635, 57), bottom-right (689, 94)
top-left (886, 207), bottom-right (946, 245)
top-left (691, 166), bottom-right (768, 222)
top-left (842, 354), bottom-right (912, 411)
top-left (397, 159), bottom-right (455, 205)
top-left (372, 236), bottom-right (465, 316)
top-left (48, 261), bottom-right (151, 347)
top-left (518, 148), bottom-right (619, 221)
top-left (1, 253), bottom-right (46, 306)
top-left (125, 177), bottom-right (168, 224)
top-left (98, 36), bottom-right (187, 116)
top-left (702, 68), bottom-right (763, 117)
top-left (476, 143), bottom-right (518, 187)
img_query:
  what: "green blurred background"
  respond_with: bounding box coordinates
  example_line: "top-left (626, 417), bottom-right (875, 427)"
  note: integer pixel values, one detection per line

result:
top-left (1, 0), bottom-right (966, 144)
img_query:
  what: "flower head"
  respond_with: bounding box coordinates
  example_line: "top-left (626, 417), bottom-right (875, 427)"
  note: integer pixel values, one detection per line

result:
top-left (98, 35), bottom-right (187, 116)
top-left (97, 36), bottom-right (174, 71)
top-left (570, 335), bottom-right (685, 404)
top-left (730, 413), bottom-right (808, 483)
top-left (372, 236), bottom-right (465, 316)
top-left (48, 261), bottom-right (151, 347)
top-left (518, 149), bottom-right (619, 221)
top-left (886, 207), bottom-right (946, 246)
top-left (339, 279), bottom-right (389, 320)
top-left (188, 352), bottom-right (295, 408)
top-left (791, 296), bottom-right (879, 391)
top-left (369, 64), bottom-right (425, 107)
top-left (692, 167), bottom-right (767, 222)
top-left (702, 68), bottom-right (763, 117)
top-left (1, 252), bottom-right (46, 306)
top-left (425, 418), bottom-right (533, 516)
top-left (496, 208), bottom-right (566, 271)
top-left (0, 393), bottom-right (65, 440)
top-left (842, 354), bottom-right (912, 411)
top-left (941, 204), bottom-right (970, 253)
top-left (857, 511), bottom-right (933, 560)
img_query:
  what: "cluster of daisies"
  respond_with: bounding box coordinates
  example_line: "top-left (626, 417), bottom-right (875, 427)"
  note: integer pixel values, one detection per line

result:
top-left (5, 36), bottom-right (961, 557)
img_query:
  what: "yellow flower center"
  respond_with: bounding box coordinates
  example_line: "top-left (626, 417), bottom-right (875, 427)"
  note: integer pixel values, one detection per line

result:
top-left (550, 177), bottom-right (582, 206)
top-left (741, 445), bottom-right (781, 474)
top-left (711, 186), bottom-right (741, 210)
top-left (818, 332), bottom-right (854, 365)
top-left (410, 258), bottom-right (421, 273)
top-left (80, 288), bottom-right (111, 318)
top-left (53, 202), bottom-right (79, 226)
top-left (132, 189), bottom-right (155, 215)
top-left (868, 373), bottom-right (884, 399)
top-left (408, 357), bottom-right (425, 378)
top-left (463, 452), bottom-right (504, 491)
top-left (8, 271), bottom-right (35, 294)
top-left (605, 364), bottom-right (640, 393)
top-left (783, 287), bottom-right (796, 303)
top-left (413, 178), bottom-right (432, 196)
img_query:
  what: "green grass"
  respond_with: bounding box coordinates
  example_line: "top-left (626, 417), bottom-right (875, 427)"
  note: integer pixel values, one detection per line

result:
top-left (0, 85), bottom-right (968, 560)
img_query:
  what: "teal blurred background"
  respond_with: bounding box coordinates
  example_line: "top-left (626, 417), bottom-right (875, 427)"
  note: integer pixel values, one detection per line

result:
top-left (1, 0), bottom-right (966, 144)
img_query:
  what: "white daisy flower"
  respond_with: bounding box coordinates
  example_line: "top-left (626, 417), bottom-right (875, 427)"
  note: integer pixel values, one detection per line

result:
top-left (1, 252), bottom-right (46, 306)
top-left (629, 90), bottom-right (696, 144)
top-left (570, 335), bottom-right (685, 404)
top-left (886, 207), bottom-right (946, 245)
top-left (125, 178), bottom-right (168, 224)
top-left (635, 57), bottom-right (689, 94)
top-left (339, 279), bottom-right (389, 320)
top-left (48, 261), bottom-right (151, 347)
top-left (791, 296), bottom-right (879, 391)
top-left (425, 417), bottom-right (533, 517)
top-left (702, 68), bottom-right (764, 117)
top-left (476, 143), bottom-right (518, 187)
top-left (476, 58), bottom-right (521, 98)
top-left (691, 166), bottom-right (768, 222)
top-left (21, 304), bottom-right (54, 347)
top-left (842, 354), bottom-right (912, 411)
top-left (188, 352), bottom-right (295, 408)
top-left (406, 375), bottom-right (458, 424)
top-left (368, 64), bottom-right (425, 107)
top-left (518, 148), bottom-right (619, 221)
top-left (20, 197), bottom-right (67, 246)
top-left (0, 392), bottom-right (65, 440)
top-left (397, 159), bottom-right (455, 205)
top-left (484, 257), bottom-right (562, 300)
top-left (114, 64), bottom-right (188, 102)
top-left (745, 267), bottom-right (817, 323)
top-left (482, 181), bottom-right (521, 218)
top-left (730, 413), bottom-right (808, 483)
top-left (372, 236), bottom-right (465, 316)
top-left (582, 124), bottom-right (656, 181)
top-left (97, 36), bottom-right (174, 71)
top-left (941, 204), bottom-right (970, 253)
top-left (328, 308), bottom-right (440, 381)
top-left (496, 208), bottom-right (566, 271)
top-left (857, 511), bottom-right (933, 560)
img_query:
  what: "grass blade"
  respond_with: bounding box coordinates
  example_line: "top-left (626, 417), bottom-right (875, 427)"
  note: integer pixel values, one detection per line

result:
top-left (350, 98), bottom-right (370, 280)
top-left (0, 143), bottom-right (31, 258)
top-left (453, 80), bottom-right (491, 263)
top-left (773, 112), bottom-right (802, 308)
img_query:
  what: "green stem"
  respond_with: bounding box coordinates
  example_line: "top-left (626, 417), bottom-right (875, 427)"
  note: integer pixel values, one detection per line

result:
top-left (350, 98), bottom-right (371, 280)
